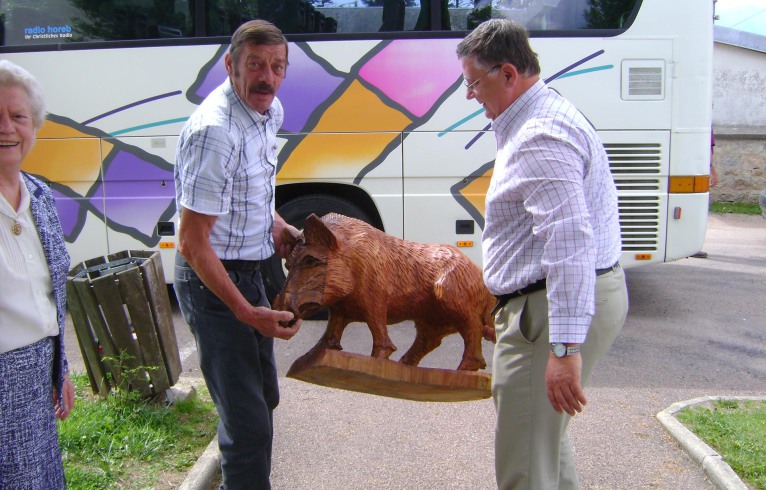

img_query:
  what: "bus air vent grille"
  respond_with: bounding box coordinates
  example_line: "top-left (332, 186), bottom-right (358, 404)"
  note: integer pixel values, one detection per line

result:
top-left (621, 61), bottom-right (665, 101)
top-left (617, 196), bottom-right (660, 252)
top-left (605, 143), bottom-right (662, 174)
top-left (628, 67), bottom-right (663, 96)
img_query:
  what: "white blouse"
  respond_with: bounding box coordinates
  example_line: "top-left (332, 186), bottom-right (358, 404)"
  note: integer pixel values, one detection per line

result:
top-left (0, 175), bottom-right (58, 354)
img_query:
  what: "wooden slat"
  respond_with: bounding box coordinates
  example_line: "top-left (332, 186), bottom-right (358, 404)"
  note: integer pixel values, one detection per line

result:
top-left (72, 276), bottom-right (122, 390)
top-left (89, 269), bottom-right (152, 396)
top-left (117, 267), bottom-right (171, 393)
top-left (287, 348), bottom-right (492, 402)
top-left (66, 279), bottom-right (110, 397)
top-left (140, 253), bottom-right (182, 385)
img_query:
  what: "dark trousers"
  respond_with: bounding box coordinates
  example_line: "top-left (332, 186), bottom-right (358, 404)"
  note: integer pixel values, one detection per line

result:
top-left (174, 254), bottom-right (279, 490)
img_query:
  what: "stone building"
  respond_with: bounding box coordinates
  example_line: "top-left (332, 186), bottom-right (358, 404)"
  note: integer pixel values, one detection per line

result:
top-left (712, 25), bottom-right (766, 204)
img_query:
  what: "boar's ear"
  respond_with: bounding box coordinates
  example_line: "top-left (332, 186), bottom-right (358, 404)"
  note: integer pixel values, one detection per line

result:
top-left (304, 213), bottom-right (339, 250)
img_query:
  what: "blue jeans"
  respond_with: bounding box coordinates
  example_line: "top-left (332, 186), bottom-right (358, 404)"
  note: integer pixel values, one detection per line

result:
top-left (174, 253), bottom-right (279, 490)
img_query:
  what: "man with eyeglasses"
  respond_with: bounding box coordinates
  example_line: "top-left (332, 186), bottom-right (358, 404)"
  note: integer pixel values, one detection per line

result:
top-left (457, 19), bottom-right (629, 490)
top-left (174, 19), bottom-right (302, 489)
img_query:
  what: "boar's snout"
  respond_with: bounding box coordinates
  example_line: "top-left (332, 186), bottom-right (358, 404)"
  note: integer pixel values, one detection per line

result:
top-left (294, 301), bottom-right (322, 320)
top-left (273, 290), bottom-right (322, 323)
top-left (273, 291), bottom-right (298, 328)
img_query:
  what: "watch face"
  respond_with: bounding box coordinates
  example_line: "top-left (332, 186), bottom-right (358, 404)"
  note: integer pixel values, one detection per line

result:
top-left (552, 343), bottom-right (566, 357)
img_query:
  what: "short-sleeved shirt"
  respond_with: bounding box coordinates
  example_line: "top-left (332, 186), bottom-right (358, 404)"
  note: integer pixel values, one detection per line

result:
top-left (175, 78), bottom-right (283, 261)
top-left (483, 80), bottom-right (622, 343)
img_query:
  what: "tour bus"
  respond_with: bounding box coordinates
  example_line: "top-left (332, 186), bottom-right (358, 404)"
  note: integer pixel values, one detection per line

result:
top-left (1, 0), bottom-right (714, 301)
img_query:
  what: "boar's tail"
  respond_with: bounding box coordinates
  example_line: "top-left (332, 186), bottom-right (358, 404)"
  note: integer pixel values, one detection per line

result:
top-left (481, 298), bottom-right (497, 343)
top-left (482, 323), bottom-right (496, 343)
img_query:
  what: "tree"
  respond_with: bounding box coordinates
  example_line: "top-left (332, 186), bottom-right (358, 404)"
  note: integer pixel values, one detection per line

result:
top-left (585, 0), bottom-right (638, 29)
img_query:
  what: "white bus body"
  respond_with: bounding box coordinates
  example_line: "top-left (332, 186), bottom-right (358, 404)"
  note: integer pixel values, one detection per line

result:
top-left (1, 0), bottom-right (713, 297)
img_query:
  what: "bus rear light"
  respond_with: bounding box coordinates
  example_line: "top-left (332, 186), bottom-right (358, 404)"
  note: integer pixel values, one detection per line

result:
top-left (669, 176), bottom-right (710, 193)
top-left (634, 253), bottom-right (652, 261)
top-left (159, 242), bottom-right (175, 249)
top-left (457, 241), bottom-right (474, 248)
top-left (694, 176), bottom-right (710, 192)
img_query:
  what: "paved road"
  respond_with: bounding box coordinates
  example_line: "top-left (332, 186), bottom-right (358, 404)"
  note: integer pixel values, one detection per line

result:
top-left (64, 213), bottom-right (766, 489)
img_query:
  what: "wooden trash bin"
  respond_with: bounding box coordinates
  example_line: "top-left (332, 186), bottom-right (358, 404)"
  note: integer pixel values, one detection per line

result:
top-left (66, 250), bottom-right (182, 398)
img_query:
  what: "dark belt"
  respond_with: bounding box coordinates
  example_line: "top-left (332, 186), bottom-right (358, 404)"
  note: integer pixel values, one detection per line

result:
top-left (595, 262), bottom-right (621, 277)
top-left (220, 259), bottom-right (260, 271)
top-left (491, 262), bottom-right (620, 316)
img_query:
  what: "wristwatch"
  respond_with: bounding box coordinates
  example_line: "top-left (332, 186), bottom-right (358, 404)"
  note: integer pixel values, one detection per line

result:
top-left (551, 343), bottom-right (580, 357)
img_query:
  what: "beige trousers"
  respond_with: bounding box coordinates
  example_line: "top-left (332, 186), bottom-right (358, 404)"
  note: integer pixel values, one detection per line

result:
top-left (492, 267), bottom-right (628, 490)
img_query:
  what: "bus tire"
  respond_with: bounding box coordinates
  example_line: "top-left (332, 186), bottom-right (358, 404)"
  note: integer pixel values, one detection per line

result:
top-left (262, 193), bottom-right (374, 308)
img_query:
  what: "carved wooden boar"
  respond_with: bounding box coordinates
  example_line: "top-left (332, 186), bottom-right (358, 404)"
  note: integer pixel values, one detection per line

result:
top-left (273, 213), bottom-right (495, 371)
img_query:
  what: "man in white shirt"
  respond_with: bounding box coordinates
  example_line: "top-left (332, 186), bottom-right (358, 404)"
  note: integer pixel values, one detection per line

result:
top-left (457, 19), bottom-right (629, 490)
top-left (174, 20), bottom-right (301, 489)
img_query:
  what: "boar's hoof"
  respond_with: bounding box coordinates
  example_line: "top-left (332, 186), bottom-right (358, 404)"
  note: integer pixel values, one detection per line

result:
top-left (371, 345), bottom-right (396, 360)
top-left (457, 357), bottom-right (486, 372)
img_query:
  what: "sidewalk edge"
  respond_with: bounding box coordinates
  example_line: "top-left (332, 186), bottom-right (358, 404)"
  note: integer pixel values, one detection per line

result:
top-left (657, 395), bottom-right (765, 490)
top-left (179, 434), bottom-right (221, 490)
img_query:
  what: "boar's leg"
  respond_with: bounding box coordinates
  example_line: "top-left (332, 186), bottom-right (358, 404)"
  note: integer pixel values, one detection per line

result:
top-left (367, 319), bottom-right (397, 359)
top-left (455, 320), bottom-right (487, 371)
top-left (399, 321), bottom-right (446, 367)
top-left (312, 312), bottom-right (350, 352)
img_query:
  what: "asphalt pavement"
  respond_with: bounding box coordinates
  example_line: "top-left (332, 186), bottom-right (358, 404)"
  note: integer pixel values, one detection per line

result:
top-left (63, 213), bottom-right (766, 489)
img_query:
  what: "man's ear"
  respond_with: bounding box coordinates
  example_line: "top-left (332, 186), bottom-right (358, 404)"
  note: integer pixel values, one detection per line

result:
top-left (500, 63), bottom-right (517, 83)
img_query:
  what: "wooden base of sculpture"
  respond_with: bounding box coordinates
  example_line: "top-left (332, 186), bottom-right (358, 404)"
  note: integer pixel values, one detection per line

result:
top-left (287, 348), bottom-right (492, 402)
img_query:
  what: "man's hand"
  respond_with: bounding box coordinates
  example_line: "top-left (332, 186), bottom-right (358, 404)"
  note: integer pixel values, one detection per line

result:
top-left (545, 352), bottom-right (586, 416)
top-left (273, 212), bottom-right (301, 259)
top-left (235, 304), bottom-right (303, 340)
top-left (179, 207), bottom-right (302, 340)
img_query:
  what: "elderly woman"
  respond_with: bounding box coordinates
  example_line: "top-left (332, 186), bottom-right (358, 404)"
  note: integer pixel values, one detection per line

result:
top-left (0, 60), bottom-right (75, 488)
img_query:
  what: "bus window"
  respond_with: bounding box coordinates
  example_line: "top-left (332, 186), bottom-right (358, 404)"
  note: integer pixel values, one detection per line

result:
top-left (0, 0), bottom-right (640, 47)
top-left (2, 2), bottom-right (79, 45)
top-left (308, 1), bottom-right (419, 34)
top-left (457, 0), bottom-right (639, 31)
top-left (203, 0), bottom-right (258, 36)
top-left (0, 0), bottom-right (196, 44)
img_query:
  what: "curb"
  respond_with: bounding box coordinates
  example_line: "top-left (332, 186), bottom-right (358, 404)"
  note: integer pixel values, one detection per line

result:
top-left (179, 434), bottom-right (221, 490)
top-left (657, 395), bottom-right (766, 490)
top-left (170, 378), bottom-right (221, 490)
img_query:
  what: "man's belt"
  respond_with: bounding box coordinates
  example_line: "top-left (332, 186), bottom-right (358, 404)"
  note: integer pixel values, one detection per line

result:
top-left (220, 259), bottom-right (261, 271)
top-left (491, 262), bottom-right (620, 317)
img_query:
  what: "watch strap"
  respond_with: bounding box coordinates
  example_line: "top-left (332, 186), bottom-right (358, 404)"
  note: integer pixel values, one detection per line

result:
top-left (551, 343), bottom-right (580, 357)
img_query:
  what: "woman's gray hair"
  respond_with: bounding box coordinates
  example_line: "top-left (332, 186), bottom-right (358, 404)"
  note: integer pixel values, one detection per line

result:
top-left (456, 19), bottom-right (541, 77)
top-left (0, 59), bottom-right (47, 130)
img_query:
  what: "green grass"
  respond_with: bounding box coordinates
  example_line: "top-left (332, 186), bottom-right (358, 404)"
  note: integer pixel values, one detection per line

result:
top-left (710, 201), bottom-right (762, 215)
top-left (58, 372), bottom-right (218, 490)
top-left (676, 399), bottom-right (766, 489)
